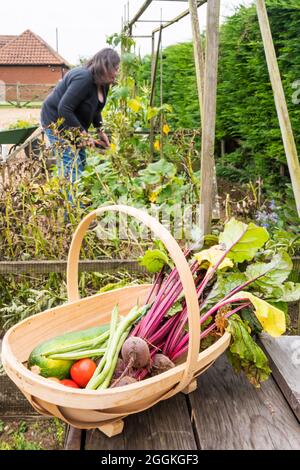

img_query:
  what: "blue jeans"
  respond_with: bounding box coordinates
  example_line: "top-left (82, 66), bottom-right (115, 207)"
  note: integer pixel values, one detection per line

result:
top-left (45, 128), bottom-right (86, 184)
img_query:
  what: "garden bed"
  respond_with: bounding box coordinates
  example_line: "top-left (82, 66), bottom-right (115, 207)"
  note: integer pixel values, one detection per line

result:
top-left (0, 417), bottom-right (66, 450)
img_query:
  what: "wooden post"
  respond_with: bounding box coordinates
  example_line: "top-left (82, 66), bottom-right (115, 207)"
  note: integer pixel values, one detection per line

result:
top-left (221, 139), bottom-right (225, 157)
top-left (188, 0), bottom-right (205, 117)
top-left (16, 82), bottom-right (20, 107)
top-left (200, 0), bottom-right (221, 234)
top-left (150, 27), bottom-right (162, 160)
top-left (150, 32), bottom-right (156, 159)
top-left (256, 0), bottom-right (300, 217)
top-left (189, 0), bottom-right (220, 222)
top-left (160, 10), bottom-right (164, 159)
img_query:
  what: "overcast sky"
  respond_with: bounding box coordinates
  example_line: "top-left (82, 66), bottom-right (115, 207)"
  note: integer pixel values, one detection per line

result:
top-left (1, 0), bottom-right (254, 65)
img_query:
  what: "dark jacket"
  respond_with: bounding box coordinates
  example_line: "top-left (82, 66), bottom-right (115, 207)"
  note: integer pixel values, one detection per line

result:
top-left (41, 67), bottom-right (109, 131)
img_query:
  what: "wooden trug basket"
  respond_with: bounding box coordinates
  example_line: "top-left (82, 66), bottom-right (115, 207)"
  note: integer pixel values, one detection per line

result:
top-left (1, 205), bottom-right (230, 437)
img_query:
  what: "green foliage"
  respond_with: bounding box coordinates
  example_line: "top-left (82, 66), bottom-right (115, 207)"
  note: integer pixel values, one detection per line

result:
top-left (8, 119), bottom-right (38, 129)
top-left (0, 419), bottom-right (66, 450)
top-left (0, 271), bottom-right (149, 333)
top-left (219, 218), bottom-right (269, 263)
top-left (226, 314), bottom-right (271, 388)
top-left (137, 0), bottom-right (300, 224)
top-left (106, 32), bottom-right (135, 52)
top-left (264, 230), bottom-right (300, 256)
top-left (245, 252), bottom-right (293, 291)
top-left (138, 248), bottom-right (170, 274)
top-left (216, 1), bottom-right (300, 183)
top-left (0, 287), bottom-right (66, 330)
top-left (53, 418), bottom-right (65, 447)
top-left (0, 420), bottom-right (43, 450)
top-left (138, 42), bottom-right (200, 129)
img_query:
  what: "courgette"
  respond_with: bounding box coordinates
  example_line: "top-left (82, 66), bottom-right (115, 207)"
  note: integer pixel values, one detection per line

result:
top-left (28, 324), bottom-right (110, 379)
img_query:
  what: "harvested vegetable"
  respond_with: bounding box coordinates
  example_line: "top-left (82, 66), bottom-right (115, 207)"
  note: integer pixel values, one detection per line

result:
top-left (126, 218), bottom-right (299, 386)
top-left (70, 359), bottom-right (97, 388)
top-left (113, 376), bottom-right (137, 387)
top-left (28, 324), bottom-right (110, 379)
top-left (151, 354), bottom-right (175, 376)
top-left (121, 337), bottom-right (150, 369)
top-left (27, 218), bottom-right (300, 389)
top-left (60, 379), bottom-right (80, 388)
top-left (112, 358), bottom-right (126, 380)
top-left (86, 303), bottom-right (149, 390)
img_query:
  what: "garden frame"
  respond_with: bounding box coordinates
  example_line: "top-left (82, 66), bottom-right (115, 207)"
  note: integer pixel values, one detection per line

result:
top-left (122, 0), bottom-right (300, 234)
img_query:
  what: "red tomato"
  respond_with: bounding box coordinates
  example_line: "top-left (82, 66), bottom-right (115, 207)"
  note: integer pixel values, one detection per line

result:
top-left (60, 379), bottom-right (80, 388)
top-left (70, 358), bottom-right (97, 388)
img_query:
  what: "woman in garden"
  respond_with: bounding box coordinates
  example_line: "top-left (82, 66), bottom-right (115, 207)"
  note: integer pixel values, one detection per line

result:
top-left (41, 47), bottom-right (120, 184)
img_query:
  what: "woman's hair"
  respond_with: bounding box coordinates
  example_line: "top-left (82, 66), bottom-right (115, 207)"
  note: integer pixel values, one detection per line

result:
top-left (85, 48), bottom-right (120, 87)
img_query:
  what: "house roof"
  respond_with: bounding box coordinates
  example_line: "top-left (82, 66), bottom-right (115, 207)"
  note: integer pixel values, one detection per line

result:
top-left (0, 35), bottom-right (17, 48)
top-left (0, 30), bottom-right (70, 66)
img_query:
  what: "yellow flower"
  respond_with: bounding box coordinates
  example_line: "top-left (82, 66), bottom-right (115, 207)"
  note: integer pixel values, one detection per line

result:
top-left (110, 143), bottom-right (116, 152)
top-left (163, 123), bottom-right (170, 135)
top-left (154, 140), bottom-right (160, 151)
top-left (128, 98), bottom-right (141, 113)
top-left (149, 187), bottom-right (162, 203)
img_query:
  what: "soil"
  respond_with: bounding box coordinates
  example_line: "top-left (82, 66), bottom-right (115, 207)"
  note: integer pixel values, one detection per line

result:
top-left (288, 302), bottom-right (300, 335)
top-left (217, 177), bottom-right (259, 222)
top-left (0, 417), bottom-right (66, 450)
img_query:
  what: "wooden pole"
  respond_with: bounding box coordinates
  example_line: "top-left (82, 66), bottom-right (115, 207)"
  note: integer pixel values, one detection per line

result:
top-left (189, 0), bottom-right (220, 221)
top-left (160, 9), bottom-right (164, 159)
top-left (152, 0), bottom-right (207, 34)
top-left (150, 27), bottom-right (162, 159)
top-left (188, 0), bottom-right (204, 117)
top-left (256, 0), bottom-right (300, 217)
top-left (150, 32), bottom-right (156, 159)
top-left (200, 0), bottom-right (220, 234)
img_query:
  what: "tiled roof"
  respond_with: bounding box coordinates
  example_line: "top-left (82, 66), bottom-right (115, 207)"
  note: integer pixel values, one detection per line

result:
top-left (0, 30), bottom-right (70, 66)
top-left (0, 35), bottom-right (17, 48)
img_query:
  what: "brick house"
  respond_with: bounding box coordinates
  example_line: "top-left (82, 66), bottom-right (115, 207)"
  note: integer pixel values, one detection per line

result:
top-left (0, 29), bottom-right (70, 102)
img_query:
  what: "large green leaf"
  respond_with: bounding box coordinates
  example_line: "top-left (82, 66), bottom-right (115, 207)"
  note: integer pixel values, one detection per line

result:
top-left (201, 272), bottom-right (247, 311)
top-left (226, 314), bottom-right (271, 387)
top-left (138, 159), bottom-right (176, 186)
top-left (245, 252), bottom-right (293, 294)
top-left (219, 218), bottom-right (269, 263)
top-left (240, 308), bottom-right (263, 335)
top-left (267, 282), bottom-right (300, 302)
top-left (228, 291), bottom-right (286, 337)
top-left (138, 248), bottom-right (170, 273)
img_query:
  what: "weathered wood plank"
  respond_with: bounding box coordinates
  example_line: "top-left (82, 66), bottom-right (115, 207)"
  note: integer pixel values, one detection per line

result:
top-left (85, 393), bottom-right (197, 450)
top-left (260, 334), bottom-right (300, 422)
top-left (190, 354), bottom-right (300, 450)
top-left (64, 426), bottom-right (83, 450)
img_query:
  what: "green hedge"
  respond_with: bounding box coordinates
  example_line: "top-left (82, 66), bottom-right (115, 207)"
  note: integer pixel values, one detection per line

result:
top-left (137, 0), bottom-right (300, 184)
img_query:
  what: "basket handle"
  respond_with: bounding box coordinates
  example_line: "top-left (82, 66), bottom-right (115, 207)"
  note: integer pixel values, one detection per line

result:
top-left (67, 204), bottom-right (200, 393)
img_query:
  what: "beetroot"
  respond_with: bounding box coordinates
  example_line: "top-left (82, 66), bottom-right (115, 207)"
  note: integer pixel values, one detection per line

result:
top-left (113, 376), bottom-right (137, 387)
top-left (151, 354), bottom-right (175, 376)
top-left (112, 358), bottom-right (126, 380)
top-left (121, 337), bottom-right (150, 369)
